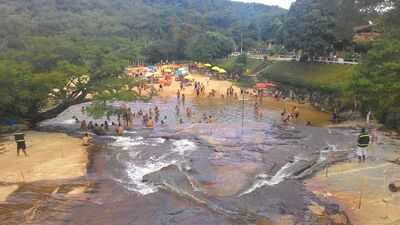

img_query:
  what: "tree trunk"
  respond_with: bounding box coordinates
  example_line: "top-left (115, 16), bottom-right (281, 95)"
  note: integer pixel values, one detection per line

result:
top-left (29, 93), bottom-right (89, 126)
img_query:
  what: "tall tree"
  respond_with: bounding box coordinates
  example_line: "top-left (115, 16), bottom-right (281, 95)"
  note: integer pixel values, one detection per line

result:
top-left (351, 32), bottom-right (400, 128)
top-left (283, 0), bottom-right (336, 59)
top-left (351, 1), bottom-right (400, 128)
top-left (185, 32), bottom-right (236, 61)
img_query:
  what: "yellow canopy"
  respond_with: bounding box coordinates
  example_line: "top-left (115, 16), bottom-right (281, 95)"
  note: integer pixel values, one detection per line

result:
top-left (204, 63), bottom-right (212, 67)
top-left (185, 75), bottom-right (195, 81)
top-left (218, 68), bottom-right (227, 73)
top-left (154, 72), bottom-right (163, 78)
top-left (211, 66), bottom-right (220, 71)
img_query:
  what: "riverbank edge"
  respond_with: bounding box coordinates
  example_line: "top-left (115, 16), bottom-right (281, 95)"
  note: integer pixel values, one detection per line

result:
top-left (0, 130), bottom-right (91, 202)
top-left (304, 121), bottom-right (400, 225)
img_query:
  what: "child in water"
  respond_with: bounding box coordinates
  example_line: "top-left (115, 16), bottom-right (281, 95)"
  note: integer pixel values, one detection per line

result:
top-left (116, 123), bottom-right (124, 135)
top-left (146, 117), bottom-right (154, 128)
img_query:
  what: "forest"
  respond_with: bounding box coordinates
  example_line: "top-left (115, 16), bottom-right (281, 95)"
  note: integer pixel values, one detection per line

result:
top-left (0, 0), bottom-right (286, 62)
top-left (1, 0), bottom-right (400, 129)
top-left (0, 0), bottom-right (285, 123)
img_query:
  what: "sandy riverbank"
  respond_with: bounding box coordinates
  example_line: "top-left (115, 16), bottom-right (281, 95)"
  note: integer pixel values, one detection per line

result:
top-left (0, 131), bottom-right (88, 202)
top-left (158, 73), bottom-right (331, 125)
top-left (306, 130), bottom-right (400, 225)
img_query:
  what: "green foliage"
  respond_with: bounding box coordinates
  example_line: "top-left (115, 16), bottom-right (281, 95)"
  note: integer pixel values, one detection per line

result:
top-left (0, 61), bottom-right (48, 117)
top-left (185, 32), bottom-right (236, 61)
top-left (0, 0), bottom-right (286, 63)
top-left (262, 62), bottom-right (354, 92)
top-left (0, 36), bottom-right (141, 122)
top-left (351, 32), bottom-right (400, 128)
top-left (0, 0), bottom-right (286, 123)
top-left (282, 0), bottom-right (374, 57)
top-left (214, 55), bottom-right (266, 76)
top-left (283, 0), bottom-right (336, 58)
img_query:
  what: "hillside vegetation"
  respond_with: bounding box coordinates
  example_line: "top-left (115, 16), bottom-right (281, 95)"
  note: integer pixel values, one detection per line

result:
top-left (262, 62), bottom-right (354, 92)
top-left (214, 56), bottom-right (267, 76)
top-left (0, 0), bottom-right (285, 122)
top-left (0, 0), bottom-right (285, 62)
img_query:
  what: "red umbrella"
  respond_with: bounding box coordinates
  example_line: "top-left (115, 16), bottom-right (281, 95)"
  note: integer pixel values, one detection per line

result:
top-left (255, 82), bottom-right (276, 89)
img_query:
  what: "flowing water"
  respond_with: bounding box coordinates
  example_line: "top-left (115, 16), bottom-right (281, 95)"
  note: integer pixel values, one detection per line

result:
top-left (37, 94), bottom-right (357, 225)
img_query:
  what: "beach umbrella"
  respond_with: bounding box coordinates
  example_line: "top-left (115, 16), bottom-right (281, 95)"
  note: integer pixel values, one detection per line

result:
top-left (255, 82), bottom-right (276, 89)
top-left (154, 72), bottom-right (163, 78)
top-left (218, 68), bottom-right (227, 73)
top-left (175, 70), bottom-right (183, 76)
top-left (204, 63), bottom-right (212, 67)
top-left (185, 75), bottom-right (195, 81)
top-left (211, 66), bottom-right (220, 71)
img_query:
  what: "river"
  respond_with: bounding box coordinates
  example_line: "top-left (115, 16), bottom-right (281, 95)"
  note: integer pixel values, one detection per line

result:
top-left (36, 87), bottom-right (359, 225)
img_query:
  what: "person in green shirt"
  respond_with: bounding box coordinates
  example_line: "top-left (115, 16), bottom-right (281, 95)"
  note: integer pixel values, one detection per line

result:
top-left (357, 128), bottom-right (370, 163)
top-left (14, 132), bottom-right (28, 157)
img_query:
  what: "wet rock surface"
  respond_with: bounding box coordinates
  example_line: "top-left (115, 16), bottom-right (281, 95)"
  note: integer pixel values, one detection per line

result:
top-left (1, 97), bottom-right (359, 224)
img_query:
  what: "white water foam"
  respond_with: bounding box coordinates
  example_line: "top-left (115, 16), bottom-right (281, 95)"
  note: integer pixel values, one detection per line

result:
top-left (172, 139), bottom-right (197, 155)
top-left (239, 162), bottom-right (294, 196)
top-left (125, 158), bottom-right (177, 195)
top-left (110, 136), bottom-right (145, 150)
top-left (319, 144), bottom-right (338, 161)
top-left (60, 119), bottom-right (77, 125)
top-left (110, 136), bottom-right (197, 195)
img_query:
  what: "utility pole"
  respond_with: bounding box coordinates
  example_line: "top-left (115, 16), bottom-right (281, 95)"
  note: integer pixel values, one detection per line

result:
top-left (241, 90), bottom-right (245, 135)
top-left (240, 32), bottom-right (243, 55)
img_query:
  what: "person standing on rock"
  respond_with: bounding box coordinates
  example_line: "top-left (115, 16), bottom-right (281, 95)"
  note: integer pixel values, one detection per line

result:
top-left (357, 128), bottom-right (370, 163)
top-left (14, 132), bottom-right (28, 157)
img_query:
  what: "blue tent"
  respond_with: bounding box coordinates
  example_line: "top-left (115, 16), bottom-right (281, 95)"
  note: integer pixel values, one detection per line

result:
top-left (147, 66), bottom-right (157, 72)
top-left (175, 68), bottom-right (188, 76)
top-left (175, 68), bottom-right (189, 77)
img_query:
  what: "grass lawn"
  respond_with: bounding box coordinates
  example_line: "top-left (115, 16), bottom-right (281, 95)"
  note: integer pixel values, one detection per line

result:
top-left (261, 62), bottom-right (355, 92)
top-left (214, 57), bottom-right (266, 76)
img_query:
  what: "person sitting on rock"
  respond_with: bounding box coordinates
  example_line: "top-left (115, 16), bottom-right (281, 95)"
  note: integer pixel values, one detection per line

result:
top-left (82, 133), bottom-right (93, 146)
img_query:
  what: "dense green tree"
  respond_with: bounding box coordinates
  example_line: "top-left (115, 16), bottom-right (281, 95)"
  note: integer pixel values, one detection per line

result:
top-left (0, 0), bottom-right (286, 61)
top-left (351, 32), bottom-right (400, 128)
top-left (0, 38), bottom-right (142, 124)
top-left (350, 1), bottom-right (400, 128)
top-left (0, 0), bottom-right (286, 123)
top-left (283, 0), bottom-right (336, 59)
top-left (185, 32), bottom-right (236, 61)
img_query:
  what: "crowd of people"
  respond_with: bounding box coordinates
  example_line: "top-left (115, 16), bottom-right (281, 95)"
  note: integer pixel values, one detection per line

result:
top-left (74, 87), bottom-right (218, 139)
top-left (11, 75), bottom-right (381, 166)
top-left (73, 76), bottom-right (310, 140)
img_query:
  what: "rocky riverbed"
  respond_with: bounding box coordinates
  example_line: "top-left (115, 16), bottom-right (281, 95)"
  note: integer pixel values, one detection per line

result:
top-left (1, 77), bottom-right (388, 225)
